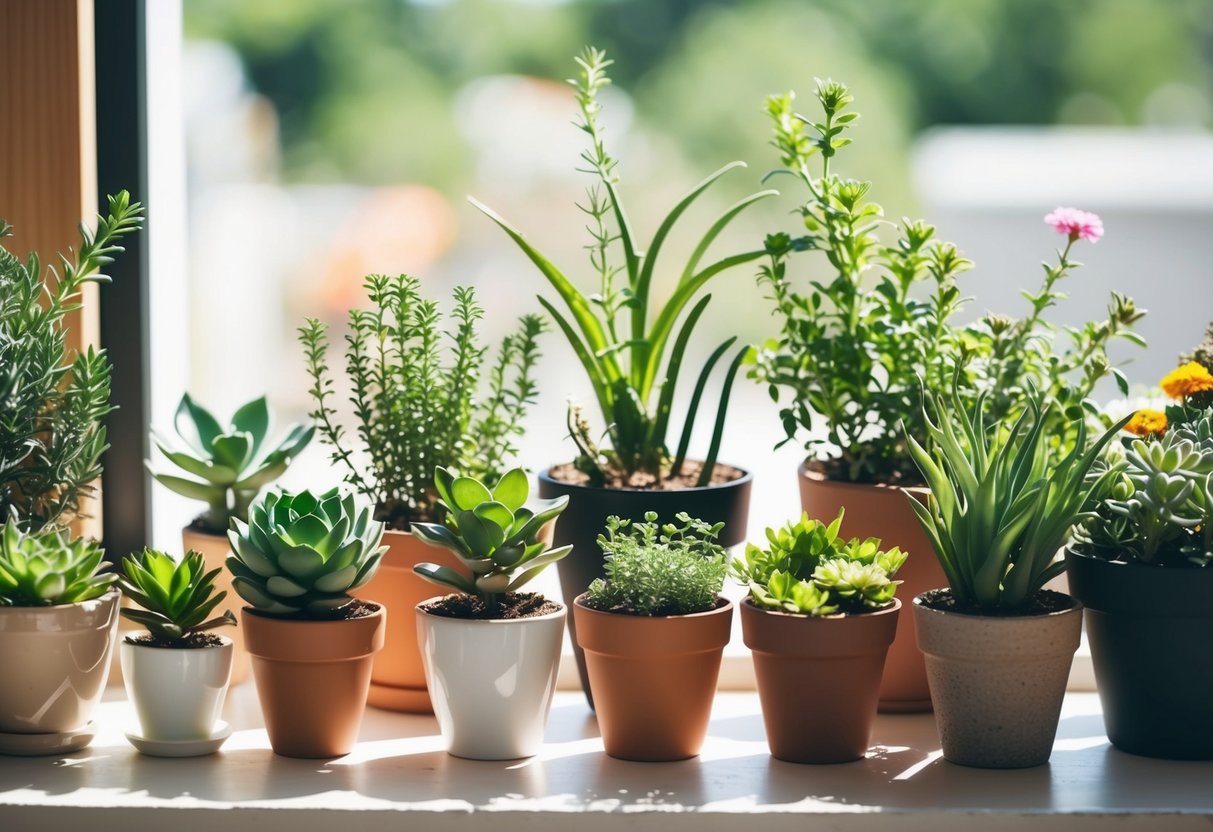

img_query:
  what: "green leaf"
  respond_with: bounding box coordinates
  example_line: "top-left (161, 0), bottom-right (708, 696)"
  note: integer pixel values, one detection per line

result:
top-left (451, 477), bottom-right (493, 512)
top-left (413, 563), bottom-right (475, 593)
top-left (175, 393), bottom-right (224, 457)
top-left (230, 397), bottom-right (269, 454)
top-left (474, 501), bottom-right (514, 532)
top-left (491, 468), bottom-right (528, 512)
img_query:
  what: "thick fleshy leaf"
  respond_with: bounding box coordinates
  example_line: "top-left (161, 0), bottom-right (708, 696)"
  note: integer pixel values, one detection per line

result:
top-left (413, 563), bottom-right (475, 593)
top-left (266, 575), bottom-right (307, 597)
top-left (314, 565), bottom-right (358, 593)
top-left (282, 514), bottom-right (329, 548)
top-left (228, 531), bottom-right (278, 577)
top-left (491, 469), bottom-right (528, 512)
top-left (277, 545), bottom-right (326, 579)
top-left (451, 477), bottom-right (492, 512)
top-left (474, 501), bottom-right (514, 532)
top-left (230, 397), bottom-right (269, 452)
top-left (149, 472), bottom-right (225, 503)
top-left (175, 393), bottom-right (223, 457)
top-left (232, 577), bottom-right (296, 614)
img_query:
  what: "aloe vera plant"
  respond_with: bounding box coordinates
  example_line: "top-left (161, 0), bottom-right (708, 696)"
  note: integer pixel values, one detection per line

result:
top-left (412, 467), bottom-right (572, 614)
top-left (906, 377), bottom-right (1129, 611)
top-left (147, 394), bottom-right (314, 534)
top-left (117, 549), bottom-right (236, 645)
top-left (471, 47), bottom-right (774, 487)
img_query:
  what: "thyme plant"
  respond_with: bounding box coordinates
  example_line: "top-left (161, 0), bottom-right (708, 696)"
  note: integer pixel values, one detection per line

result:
top-left (300, 274), bottom-right (543, 528)
top-left (0, 192), bottom-right (144, 530)
top-left (473, 48), bottom-right (775, 488)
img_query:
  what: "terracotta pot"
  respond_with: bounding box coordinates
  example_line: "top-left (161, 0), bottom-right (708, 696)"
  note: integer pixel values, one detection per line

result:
top-left (741, 597), bottom-right (900, 763)
top-left (798, 462), bottom-right (943, 712)
top-left (417, 601), bottom-right (565, 760)
top-left (242, 602), bottom-right (385, 758)
top-left (120, 635), bottom-right (233, 742)
top-left (351, 530), bottom-right (466, 713)
top-left (183, 527), bottom-right (250, 685)
top-left (913, 591), bottom-right (1082, 768)
top-left (573, 594), bottom-right (732, 761)
top-left (1066, 549), bottom-right (1213, 760)
top-left (540, 465), bottom-right (751, 709)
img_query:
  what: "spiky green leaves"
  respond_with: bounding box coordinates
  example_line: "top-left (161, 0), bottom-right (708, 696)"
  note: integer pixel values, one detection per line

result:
top-left (118, 549), bottom-right (235, 645)
top-left (226, 488), bottom-right (386, 618)
top-left (0, 520), bottom-right (117, 606)
top-left (412, 467), bottom-right (571, 605)
top-left (148, 394), bottom-right (314, 535)
top-left (735, 510), bottom-right (905, 616)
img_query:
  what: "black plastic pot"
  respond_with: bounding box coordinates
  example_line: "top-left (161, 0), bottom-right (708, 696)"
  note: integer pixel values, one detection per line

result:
top-left (1066, 549), bottom-right (1213, 760)
top-left (538, 464), bottom-right (752, 709)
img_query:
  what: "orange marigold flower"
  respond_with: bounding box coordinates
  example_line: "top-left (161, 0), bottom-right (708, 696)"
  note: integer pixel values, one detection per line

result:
top-left (1124, 409), bottom-right (1167, 438)
top-left (1160, 362), bottom-right (1213, 399)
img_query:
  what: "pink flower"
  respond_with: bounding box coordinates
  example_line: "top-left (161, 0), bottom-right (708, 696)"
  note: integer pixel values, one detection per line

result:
top-left (1044, 207), bottom-right (1104, 243)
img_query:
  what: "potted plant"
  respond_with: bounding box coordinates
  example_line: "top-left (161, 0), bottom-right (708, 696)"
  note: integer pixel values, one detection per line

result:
top-left (905, 377), bottom-right (1128, 768)
top-left (1069, 350), bottom-right (1213, 759)
top-left (299, 276), bottom-right (544, 712)
top-left (226, 487), bottom-right (387, 758)
top-left (733, 510), bottom-right (904, 763)
top-left (0, 521), bottom-right (119, 755)
top-left (752, 79), bottom-right (1144, 711)
top-left (146, 393), bottom-right (313, 684)
top-left (472, 48), bottom-right (766, 706)
top-left (116, 548), bottom-right (237, 757)
top-left (411, 467), bottom-right (572, 760)
top-left (0, 192), bottom-right (141, 756)
top-left (573, 512), bottom-right (732, 761)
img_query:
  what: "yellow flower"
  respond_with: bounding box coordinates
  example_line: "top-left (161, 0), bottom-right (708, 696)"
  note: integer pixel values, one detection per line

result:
top-left (1124, 409), bottom-right (1167, 438)
top-left (1160, 362), bottom-right (1213, 400)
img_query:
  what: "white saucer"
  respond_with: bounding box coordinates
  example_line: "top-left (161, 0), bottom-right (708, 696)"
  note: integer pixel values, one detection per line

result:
top-left (0, 722), bottom-right (97, 756)
top-left (125, 721), bottom-right (232, 757)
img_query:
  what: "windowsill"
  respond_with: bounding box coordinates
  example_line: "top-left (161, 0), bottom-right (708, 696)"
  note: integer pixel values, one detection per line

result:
top-left (2, 686), bottom-right (1209, 830)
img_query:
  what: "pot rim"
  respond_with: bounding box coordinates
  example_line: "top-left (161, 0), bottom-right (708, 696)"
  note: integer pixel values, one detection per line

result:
top-left (573, 592), bottom-right (734, 621)
top-left (1065, 546), bottom-right (1212, 573)
top-left (0, 586), bottom-right (120, 614)
top-left (181, 525), bottom-right (226, 540)
top-left (740, 595), bottom-right (902, 621)
top-left (798, 460), bottom-right (928, 497)
top-left (912, 588), bottom-right (1081, 621)
top-left (121, 633), bottom-right (235, 650)
top-left (415, 597), bottom-right (566, 624)
top-left (538, 464), bottom-right (753, 495)
top-left (241, 600), bottom-right (384, 624)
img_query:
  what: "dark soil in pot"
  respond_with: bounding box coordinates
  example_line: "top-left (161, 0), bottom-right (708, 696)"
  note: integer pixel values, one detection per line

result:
top-left (418, 592), bottom-right (562, 620)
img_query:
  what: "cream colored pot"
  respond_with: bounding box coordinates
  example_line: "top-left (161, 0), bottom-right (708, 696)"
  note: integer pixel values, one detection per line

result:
top-left (0, 589), bottom-right (120, 736)
top-left (121, 635), bottom-right (233, 741)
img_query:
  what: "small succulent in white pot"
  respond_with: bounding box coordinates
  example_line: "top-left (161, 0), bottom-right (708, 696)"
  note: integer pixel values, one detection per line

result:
top-left (413, 466), bottom-right (572, 760)
top-left (117, 549), bottom-right (237, 755)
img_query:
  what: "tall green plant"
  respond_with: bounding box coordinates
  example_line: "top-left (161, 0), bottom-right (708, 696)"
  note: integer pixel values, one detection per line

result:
top-left (300, 274), bottom-right (544, 528)
top-left (906, 377), bottom-right (1128, 611)
top-left (472, 47), bottom-right (775, 487)
top-left (0, 192), bottom-right (144, 530)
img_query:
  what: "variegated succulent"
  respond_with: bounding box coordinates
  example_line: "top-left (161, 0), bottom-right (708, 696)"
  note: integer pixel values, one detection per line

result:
top-left (226, 488), bottom-right (386, 617)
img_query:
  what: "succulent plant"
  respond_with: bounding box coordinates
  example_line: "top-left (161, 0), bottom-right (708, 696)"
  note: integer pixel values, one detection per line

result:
top-left (226, 488), bottom-right (386, 618)
top-left (148, 394), bottom-right (314, 535)
top-left (734, 510), bottom-right (906, 616)
top-left (117, 549), bottom-right (236, 645)
top-left (907, 375), bottom-right (1129, 611)
top-left (412, 467), bottom-right (572, 611)
top-left (584, 512), bottom-right (728, 616)
top-left (0, 519), bottom-right (117, 606)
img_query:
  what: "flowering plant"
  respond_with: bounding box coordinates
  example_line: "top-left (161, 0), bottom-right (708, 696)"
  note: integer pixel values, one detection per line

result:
top-left (1074, 343), bottom-right (1213, 567)
top-left (752, 81), bottom-right (1144, 485)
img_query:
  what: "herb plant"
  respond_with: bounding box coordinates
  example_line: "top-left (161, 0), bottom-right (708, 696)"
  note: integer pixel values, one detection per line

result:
top-left (0, 192), bottom-right (144, 530)
top-left (117, 549), bottom-right (237, 645)
top-left (226, 488), bottom-right (386, 618)
top-left (0, 519), bottom-right (117, 606)
top-left (583, 512), bottom-right (728, 616)
top-left (906, 377), bottom-right (1129, 611)
top-left (300, 274), bottom-right (544, 528)
top-left (147, 394), bottom-right (314, 535)
top-left (412, 467), bottom-right (572, 615)
top-left (734, 510), bottom-right (905, 616)
top-left (753, 81), bottom-right (1143, 485)
top-left (472, 48), bottom-right (775, 488)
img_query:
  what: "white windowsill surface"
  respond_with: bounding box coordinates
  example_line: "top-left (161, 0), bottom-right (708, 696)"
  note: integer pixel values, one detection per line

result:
top-left (2, 686), bottom-right (1210, 831)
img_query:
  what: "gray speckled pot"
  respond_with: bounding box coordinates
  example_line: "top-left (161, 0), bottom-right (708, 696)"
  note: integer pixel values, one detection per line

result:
top-left (913, 591), bottom-right (1082, 769)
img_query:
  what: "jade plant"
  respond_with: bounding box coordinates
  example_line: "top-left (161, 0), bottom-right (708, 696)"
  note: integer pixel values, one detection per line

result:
top-left (117, 549), bottom-right (237, 645)
top-left (0, 519), bottom-right (117, 606)
top-left (753, 80), bottom-right (1143, 485)
top-left (583, 512), bottom-right (728, 616)
top-left (734, 510), bottom-right (906, 616)
top-left (300, 276), bottom-right (544, 528)
top-left (147, 394), bottom-right (314, 535)
top-left (906, 375), bottom-right (1129, 611)
top-left (472, 47), bottom-right (775, 488)
top-left (0, 192), bottom-right (144, 530)
top-left (226, 488), bottom-right (386, 617)
top-left (412, 467), bottom-right (572, 615)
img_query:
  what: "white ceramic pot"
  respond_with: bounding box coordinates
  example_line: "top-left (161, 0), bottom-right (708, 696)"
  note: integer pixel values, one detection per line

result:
top-left (417, 601), bottom-right (565, 760)
top-left (120, 635), bottom-right (234, 741)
